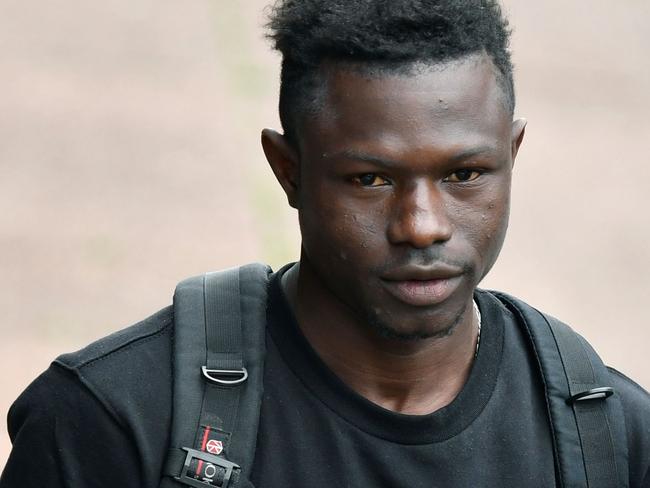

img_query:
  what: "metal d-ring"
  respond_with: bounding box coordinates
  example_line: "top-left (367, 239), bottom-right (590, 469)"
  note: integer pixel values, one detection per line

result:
top-left (567, 386), bottom-right (614, 404)
top-left (201, 366), bottom-right (249, 386)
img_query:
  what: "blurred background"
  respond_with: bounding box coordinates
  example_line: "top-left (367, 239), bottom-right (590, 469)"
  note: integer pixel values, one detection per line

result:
top-left (1, 0), bottom-right (648, 467)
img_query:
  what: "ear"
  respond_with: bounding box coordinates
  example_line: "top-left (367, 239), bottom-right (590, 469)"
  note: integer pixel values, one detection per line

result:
top-left (261, 128), bottom-right (300, 209)
top-left (510, 118), bottom-right (527, 164)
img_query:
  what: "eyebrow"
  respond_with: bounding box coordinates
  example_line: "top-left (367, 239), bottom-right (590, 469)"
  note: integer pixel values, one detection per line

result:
top-left (323, 146), bottom-right (498, 168)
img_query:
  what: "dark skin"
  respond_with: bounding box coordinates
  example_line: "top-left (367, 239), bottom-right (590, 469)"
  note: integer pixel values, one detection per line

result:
top-left (262, 53), bottom-right (526, 415)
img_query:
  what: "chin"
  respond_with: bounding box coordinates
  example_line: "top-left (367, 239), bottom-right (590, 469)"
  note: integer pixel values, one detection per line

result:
top-left (364, 305), bottom-right (466, 341)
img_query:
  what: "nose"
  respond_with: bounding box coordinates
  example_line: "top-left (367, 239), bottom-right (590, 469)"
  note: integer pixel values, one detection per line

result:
top-left (387, 180), bottom-right (453, 248)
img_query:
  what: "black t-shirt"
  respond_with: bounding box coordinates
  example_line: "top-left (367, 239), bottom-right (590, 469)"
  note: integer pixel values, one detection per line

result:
top-left (2, 271), bottom-right (649, 487)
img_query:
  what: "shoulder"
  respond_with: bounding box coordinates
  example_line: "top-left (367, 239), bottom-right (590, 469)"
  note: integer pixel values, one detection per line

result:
top-left (3, 363), bottom-right (149, 487)
top-left (607, 366), bottom-right (650, 412)
top-left (482, 290), bottom-right (650, 483)
top-left (19, 306), bottom-right (174, 416)
top-left (607, 368), bottom-right (650, 441)
top-left (482, 289), bottom-right (650, 410)
top-left (56, 305), bottom-right (173, 372)
top-left (606, 367), bottom-right (650, 485)
top-left (608, 366), bottom-right (650, 434)
top-left (4, 307), bottom-right (174, 487)
top-left (53, 306), bottom-right (174, 431)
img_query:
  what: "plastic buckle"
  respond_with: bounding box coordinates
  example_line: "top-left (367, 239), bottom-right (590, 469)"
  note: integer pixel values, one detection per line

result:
top-left (176, 447), bottom-right (240, 488)
top-left (201, 366), bottom-right (248, 386)
top-left (567, 386), bottom-right (614, 404)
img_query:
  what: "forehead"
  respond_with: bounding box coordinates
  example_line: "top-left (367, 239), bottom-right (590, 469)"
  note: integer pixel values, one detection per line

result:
top-left (301, 54), bottom-right (512, 156)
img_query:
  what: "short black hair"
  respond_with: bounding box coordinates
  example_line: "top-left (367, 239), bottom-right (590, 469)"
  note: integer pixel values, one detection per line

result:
top-left (266, 0), bottom-right (514, 147)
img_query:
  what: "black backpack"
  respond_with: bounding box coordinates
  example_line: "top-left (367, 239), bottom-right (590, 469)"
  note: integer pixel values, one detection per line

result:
top-left (159, 264), bottom-right (629, 488)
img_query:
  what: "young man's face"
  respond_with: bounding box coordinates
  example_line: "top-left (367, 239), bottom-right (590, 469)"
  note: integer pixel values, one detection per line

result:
top-left (269, 54), bottom-right (525, 339)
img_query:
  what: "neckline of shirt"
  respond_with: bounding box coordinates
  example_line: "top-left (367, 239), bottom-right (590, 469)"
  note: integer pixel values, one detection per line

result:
top-left (265, 267), bottom-right (505, 445)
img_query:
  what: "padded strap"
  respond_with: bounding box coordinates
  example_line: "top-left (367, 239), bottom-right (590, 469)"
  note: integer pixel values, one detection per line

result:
top-left (493, 292), bottom-right (628, 488)
top-left (161, 263), bottom-right (271, 488)
top-left (545, 315), bottom-right (628, 488)
top-left (223, 264), bottom-right (270, 477)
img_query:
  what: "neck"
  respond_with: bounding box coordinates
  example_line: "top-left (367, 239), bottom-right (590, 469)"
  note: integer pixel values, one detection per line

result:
top-left (282, 259), bottom-right (480, 415)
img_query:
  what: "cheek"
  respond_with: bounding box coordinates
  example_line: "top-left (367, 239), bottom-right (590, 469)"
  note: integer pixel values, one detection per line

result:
top-left (299, 200), bottom-right (358, 265)
top-left (299, 191), bottom-right (387, 271)
top-left (473, 191), bottom-right (511, 267)
top-left (341, 210), bottom-right (385, 254)
top-left (306, 182), bottom-right (378, 231)
top-left (449, 185), bottom-right (510, 260)
top-left (482, 196), bottom-right (509, 239)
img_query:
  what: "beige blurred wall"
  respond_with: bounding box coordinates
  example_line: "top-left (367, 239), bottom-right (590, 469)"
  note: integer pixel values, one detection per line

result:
top-left (1, 0), bottom-right (648, 468)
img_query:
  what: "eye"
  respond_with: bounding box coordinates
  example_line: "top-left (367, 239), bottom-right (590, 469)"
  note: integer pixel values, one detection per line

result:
top-left (353, 173), bottom-right (391, 187)
top-left (445, 169), bottom-right (483, 183)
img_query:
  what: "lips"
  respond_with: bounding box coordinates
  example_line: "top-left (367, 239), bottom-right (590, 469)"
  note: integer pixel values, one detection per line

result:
top-left (381, 265), bottom-right (463, 307)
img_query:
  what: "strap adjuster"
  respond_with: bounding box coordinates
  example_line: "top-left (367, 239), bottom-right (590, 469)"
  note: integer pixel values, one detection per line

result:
top-left (567, 386), bottom-right (614, 404)
top-left (201, 366), bottom-right (248, 386)
top-left (176, 447), bottom-right (240, 488)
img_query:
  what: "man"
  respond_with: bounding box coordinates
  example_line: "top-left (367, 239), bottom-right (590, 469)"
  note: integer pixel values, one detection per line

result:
top-left (2, 0), bottom-right (649, 487)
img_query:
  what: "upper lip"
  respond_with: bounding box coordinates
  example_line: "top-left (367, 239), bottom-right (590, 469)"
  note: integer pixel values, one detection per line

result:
top-left (381, 264), bottom-right (463, 282)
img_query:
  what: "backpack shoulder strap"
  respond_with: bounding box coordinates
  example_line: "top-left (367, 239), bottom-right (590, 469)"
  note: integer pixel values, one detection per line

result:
top-left (491, 291), bottom-right (629, 488)
top-left (161, 263), bottom-right (272, 488)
